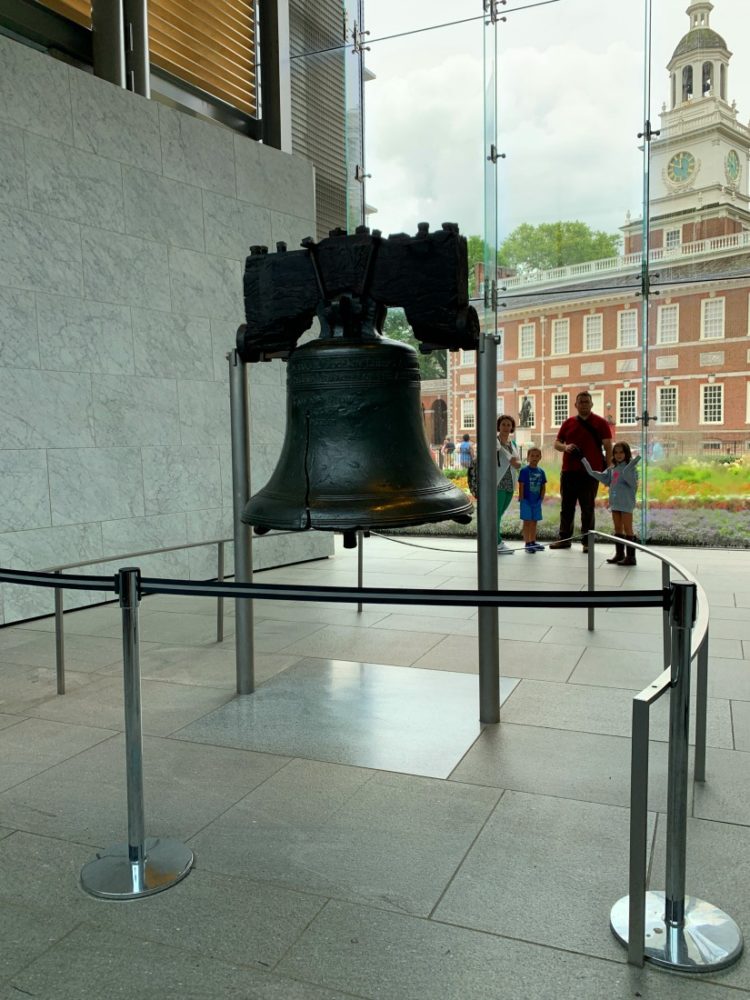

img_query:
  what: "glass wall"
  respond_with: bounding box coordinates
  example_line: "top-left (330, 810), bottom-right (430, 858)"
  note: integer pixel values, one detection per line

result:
top-left (358, 0), bottom-right (750, 546)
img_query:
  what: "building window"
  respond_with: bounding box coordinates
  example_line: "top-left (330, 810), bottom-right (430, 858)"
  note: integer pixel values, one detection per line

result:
top-left (519, 323), bottom-right (536, 359)
top-left (461, 398), bottom-right (475, 429)
top-left (657, 304), bottom-right (679, 344)
top-left (617, 388), bottom-right (638, 425)
top-left (657, 385), bottom-right (678, 425)
top-left (682, 64), bottom-right (693, 101)
top-left (552, 393), bottom-right (568, 426)
top-left (702, 441), bottom-right (722, 452)
top-left (459, 350), bottom-right (475, 366)
top-left (701, 298), bottom-right (725, 340)
top-left (583, 314), bottom-right (603, 352)
top-left (665, 228), bottom-right (681, 250)
top-left (617, 310), bottom-right (638, 348)
top-left (701, 383), bottom-right (724, 424)
top-left (497, 328), bottom-right (504, 363)
top-left (496, 395), bottom-right (505, 417)
top-left (551, 319), bottom-right (569, 355)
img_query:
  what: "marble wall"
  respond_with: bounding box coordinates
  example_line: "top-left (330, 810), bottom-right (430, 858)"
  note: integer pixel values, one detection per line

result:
top-left (0, 34), bottom-right (333, 625)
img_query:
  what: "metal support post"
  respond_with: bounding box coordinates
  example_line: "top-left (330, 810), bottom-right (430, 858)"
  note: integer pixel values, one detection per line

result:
top-left (54, 572), bottom-right (65, 695)
top-left (587, 534), bottom-right (595, 631)
top-left (477, 330), bottom-right (500, 723)
top-left (228, 350), bottom-right (255, 695)
top-left (80, 567), bottom-right (193, 899)
top-left (694, 630), bottom-right (708, 784)
top-left (216, 541), bottom-right (225, 643)
top-left (610, 581), bottom-right (742, 972)
top-left (661, 562), bottom-right (671, 671)
top-left (357, 530), bottom-right (364, 614)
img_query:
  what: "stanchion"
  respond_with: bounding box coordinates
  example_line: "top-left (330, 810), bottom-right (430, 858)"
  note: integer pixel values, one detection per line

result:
top-left (587, 534), bottom-right (595, 632)
top-left (54, 573), bottom-right (65, 694)
top-left (610, 580), bottom-right (743, 971)
top-left (357, 530), bottom-right (364, 614)
top-left (80, 567), bottom-right (193, 899)
top-left (216, 540), bottom-right (225, 643)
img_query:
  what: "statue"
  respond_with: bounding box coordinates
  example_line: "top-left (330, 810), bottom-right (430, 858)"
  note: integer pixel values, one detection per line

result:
top-left (519, 395), bottom-right (532, 428)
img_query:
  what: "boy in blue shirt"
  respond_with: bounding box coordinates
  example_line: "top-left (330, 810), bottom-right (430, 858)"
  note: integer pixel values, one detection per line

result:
top-left (518, 447), bottom-right (547, 553)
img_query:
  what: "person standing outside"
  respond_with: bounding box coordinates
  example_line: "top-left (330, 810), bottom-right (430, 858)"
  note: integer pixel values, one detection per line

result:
top-left (457, 433), bottom-right (474, 469)
top-left (496, 414), bottom-right (522, 555)
top-left (518, 446), bottom-right (547, 553)
top-left (549, 391), bottom-right (612, 553)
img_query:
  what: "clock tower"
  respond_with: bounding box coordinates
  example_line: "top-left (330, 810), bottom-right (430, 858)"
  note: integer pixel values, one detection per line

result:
top-left (626, 1), bottom-right (750, 252)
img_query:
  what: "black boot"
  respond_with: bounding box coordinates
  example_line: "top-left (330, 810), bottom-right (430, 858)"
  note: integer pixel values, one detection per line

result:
top-left (607, 534), bottom-right (625, 564)
top-left (620, 536), bottom-right (637, 566)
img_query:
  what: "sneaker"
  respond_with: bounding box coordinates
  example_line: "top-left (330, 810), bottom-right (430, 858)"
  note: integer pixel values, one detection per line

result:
top-left (548, 540), bottom-right (571, 549)
top-left (525, 543), bottom-right (536, 554)
top-left (532, 542), bottom-right (545, 551)
top-left (497, 543), bottom-right (514, 555)
top-left (581, 545), bottom-right (588, 554)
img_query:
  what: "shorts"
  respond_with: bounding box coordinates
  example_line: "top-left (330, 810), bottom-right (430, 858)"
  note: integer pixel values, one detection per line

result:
top-left (520, 499), bottom-right (542, 522)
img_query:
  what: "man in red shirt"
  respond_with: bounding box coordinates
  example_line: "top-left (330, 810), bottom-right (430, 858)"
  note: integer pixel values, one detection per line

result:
top-left (549, 391), bottom-right (613, 553)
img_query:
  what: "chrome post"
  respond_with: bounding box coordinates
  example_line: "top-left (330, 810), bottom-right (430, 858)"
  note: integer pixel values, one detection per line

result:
top-left (694, 629), bottom-right (708, 784)
top-left (216, 541), bottom-right (225, 643)
top-left (661, 562), bottom-right (671, 671)
top-left (357, 530), bottom-right (364, 614)
top-left (80, 567), bottom-right (193, 899)
top-left (587, 533), bottom-right (595, 632)
top-left (477, 329), bottom-right (499, 724)
top-left (228, 349), bottom-right (255, 695)
top-left (627, 696), bottom-right (651, 967)
top-left (611, 581), bottom-right (743, 972)
top-left (54, 573), bottom-right (65, 695)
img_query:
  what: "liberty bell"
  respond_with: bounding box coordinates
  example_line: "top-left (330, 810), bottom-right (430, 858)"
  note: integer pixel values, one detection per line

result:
top-left (236, 223), bottom-right (480, 545)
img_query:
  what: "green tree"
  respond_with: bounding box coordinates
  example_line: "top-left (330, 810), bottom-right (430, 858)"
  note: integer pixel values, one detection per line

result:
top-left (382, 308), bottom-right (447, 380)
top-left (498, 221), bottom-right (622, 273)
top-left (466, 235), bottom-right (504, 297)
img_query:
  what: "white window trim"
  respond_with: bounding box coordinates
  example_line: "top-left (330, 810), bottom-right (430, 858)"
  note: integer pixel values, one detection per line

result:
top-left (657, 385), bottom-right (679, 425)
top-left (617, 387), bottom-right (638, 426)
top-left (656, 303), bottom-right (680, 345)
top-left (519, 323), bottom-right (536, 360)
top-left (700, 297), bottom-right (725, 341)
top-left (552, 392), bottom-right (569, 426)
top-left (700, 382), bottom-right (724, 425)
top-left (461, 397), bottom-right (476, 429)
top-left (617, 310), bottom-right (638, 349)
top-left (551, 318), bottom-right (570, 356)
top-left (496, 327), bottom-right (504, 363)
top-left (583, 314), bottom-right (603, 353)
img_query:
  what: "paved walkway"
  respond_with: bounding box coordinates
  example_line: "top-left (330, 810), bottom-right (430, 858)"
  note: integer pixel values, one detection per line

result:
top-left (0, 535), bottom-right (748, 998)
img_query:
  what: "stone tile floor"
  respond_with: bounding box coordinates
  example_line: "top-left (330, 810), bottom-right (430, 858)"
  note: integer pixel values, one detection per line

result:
top-left (0, 534), bottom-right (749, 999)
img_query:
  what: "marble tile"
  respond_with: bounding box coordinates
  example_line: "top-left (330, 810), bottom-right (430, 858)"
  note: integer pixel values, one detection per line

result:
top-left (269, 211), bottom-right (317, 251)
top-left (131, 308), bottom-right (213, 380)
top-left (235, 135), bottom-right (314, 217)
top-left (81, 226), bottom-right (171, 311)
top-left (434, 791), bottom-right (636, 962)
top-left (168, 246), bottom-right (242, 320)
top-left (732, 699), bottom-right (750, 750)
top-left (277, 623), bottom-right (444, 666)
top-left (0, 633), bottom-right (122, 679)
top-left (0, 717), bottom-right (115, 793)
top-left (159, 104), bottom-right (236, 196)
top-left (0, 898), bottom-right (80, 981)
top-left (451, 722), bottom-right (673, 811)
top-left (185, 506), bottom-right (232, 545)
top-left (0, 123), bottom-right (27, 209)
top-left (0, 732), bottom-right (289, 844)
top-left (543, 623), bottom-right (664, 654)
top-left (70, 68), bottom-right (161, 173)
top-left (0, 368), bottom-right (94, 449)
top-left (0, 286), bottom-right (39, 369)
top-left (0, 522), bottom-right (102, 570)
top-left (412, 634), bottom-right (583, 681)
top-left (0, 35), bottom-right (73, 142)
top-left (703, 656), bottom-right (750, 701)
top-left (210, 319), bottom-right (241, 382)
top-left (47, 447), bottom-right (145, 525)
top-left (100, 512), bottom-right (188, 556)
top-left (24, 131), bottom-right (125, 231)
top-left (278, 898), bottom-right (730, 1000)
top-left (0, 450), bottom-right (50, 534)
top-left (202, 190), bottom-right (272, 260)
top-left (177, 379), bottom-right (230, 446)
top-left (37, 293), bottom-right (135, 375)
top-left (123, 165), bottom-right (204, 251)
top-left (569, 646), bottom-right (666, 691)
top-left (92, 373), bottom-right (180, 446)
top-left (0, 205), bottom-right (82, 295)
top-left (141, 446), bottom-right (223, 514)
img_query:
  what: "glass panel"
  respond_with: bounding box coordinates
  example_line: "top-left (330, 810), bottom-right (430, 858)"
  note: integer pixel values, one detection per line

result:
top-left (344, 0), bottom-right (366, 231)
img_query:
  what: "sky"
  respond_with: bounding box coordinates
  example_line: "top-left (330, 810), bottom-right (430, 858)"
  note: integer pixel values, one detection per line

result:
top-left (362, 0), bottom-right (750, 243)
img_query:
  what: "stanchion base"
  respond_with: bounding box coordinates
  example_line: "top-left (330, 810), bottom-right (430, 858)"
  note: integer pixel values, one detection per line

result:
top-left (611, 891), bottom-right (743, 972)
top-left (81, 837), bottom-right (193, 899)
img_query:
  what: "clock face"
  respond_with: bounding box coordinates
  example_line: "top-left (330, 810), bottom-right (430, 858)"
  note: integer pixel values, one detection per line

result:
top-left (726, 149), bottom-right (741, 183)
top-left (667, 151), bottom-right (696, 183)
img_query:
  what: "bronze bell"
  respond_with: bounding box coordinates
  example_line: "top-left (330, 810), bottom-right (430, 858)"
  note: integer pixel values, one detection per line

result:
top-left (243, 332), bottom-right (473, 540)
top-left (237, 224), bottom-right (479, 545)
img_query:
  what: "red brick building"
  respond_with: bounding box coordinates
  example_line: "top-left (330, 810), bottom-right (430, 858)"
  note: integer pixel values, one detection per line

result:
top-left (446, 0), bottom-right (750, 460)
